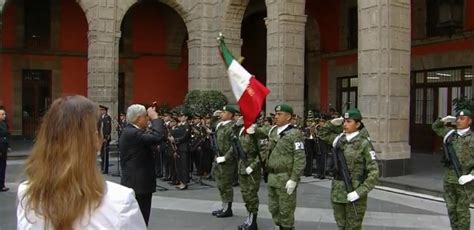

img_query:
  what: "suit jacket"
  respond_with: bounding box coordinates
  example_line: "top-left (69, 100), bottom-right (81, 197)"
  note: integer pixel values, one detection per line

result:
top-left (0, 121), bottom-right (9, 152)
top-left (119, 119), bottom-right (166, 194)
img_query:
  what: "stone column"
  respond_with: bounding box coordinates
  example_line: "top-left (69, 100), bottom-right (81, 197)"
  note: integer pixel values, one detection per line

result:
top-left (86, 0), bottom-right (120, 124)
top-left (358, 0), bottom-right (411, 177)
top-left (265, 0), bottom-right (306, 116)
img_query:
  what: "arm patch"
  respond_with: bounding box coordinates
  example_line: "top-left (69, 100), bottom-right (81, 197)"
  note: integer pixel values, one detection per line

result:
top-left (294, 142), bottom-right (304, 150)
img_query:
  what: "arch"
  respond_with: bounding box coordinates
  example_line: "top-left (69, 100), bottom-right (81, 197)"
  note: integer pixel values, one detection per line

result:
top-left (221, 0), bottom-right (249, 42)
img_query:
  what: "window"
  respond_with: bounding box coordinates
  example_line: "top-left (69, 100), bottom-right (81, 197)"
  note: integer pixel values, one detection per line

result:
top-left (337, 76), bottom-right (358, 112)
top-left (411, 67), bottom-right (472, 125)
top-left (427, 0), bottom-right (464, 37)
top-left (24, 0), bottom-right (51, 49)
top-left (347, 6), bottom-right (358, 49)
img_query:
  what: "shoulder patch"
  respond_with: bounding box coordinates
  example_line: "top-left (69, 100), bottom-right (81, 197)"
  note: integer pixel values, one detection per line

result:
top-left (294, 141), bottom-right (304, 150)
top-left (369, 150), bottom-right (377, 160)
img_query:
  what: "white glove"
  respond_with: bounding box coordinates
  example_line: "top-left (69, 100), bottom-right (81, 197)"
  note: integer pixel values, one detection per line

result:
top-left (285, 180), bottom-right (297, 195)
top-left (441, 115), bottom-right (456, 124)
top-left (216, 156), bottom-right (226, 164)
top-left (236, 117), bottom-right (244, 126)
top-left (330, 117), bottom-right (344, 126)
top-left (246, 124), bottom-right (257, 134)
top-left (245, 166), bottom-right (253, 175)
top-left (213, 110), bottom-right (222, 117)
top-left (458, 174), bottom-right (474, 185)
top-left (347, 191), bottom-right (360, 202)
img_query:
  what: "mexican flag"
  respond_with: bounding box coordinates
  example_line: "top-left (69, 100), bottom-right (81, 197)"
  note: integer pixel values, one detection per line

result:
top-left (218, 34), bottom-right (270, 130)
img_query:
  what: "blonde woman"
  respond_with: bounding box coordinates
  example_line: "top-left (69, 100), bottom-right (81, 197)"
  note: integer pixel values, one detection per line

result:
top-left (17, 95), bottom-right (146, 230)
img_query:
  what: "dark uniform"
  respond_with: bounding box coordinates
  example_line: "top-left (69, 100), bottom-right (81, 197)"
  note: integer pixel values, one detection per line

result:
top-left (171, 120), bottom-right (191, 186)
top-left (98, 105), bottom-right (112, 174)
top-left (0, 115), bottom-right (9, 191)
top-left (190, 120), bottom-right (208, 176)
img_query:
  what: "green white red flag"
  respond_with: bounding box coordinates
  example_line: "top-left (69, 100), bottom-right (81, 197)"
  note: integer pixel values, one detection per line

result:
top-left (217, 34), bottom-right (270, 130)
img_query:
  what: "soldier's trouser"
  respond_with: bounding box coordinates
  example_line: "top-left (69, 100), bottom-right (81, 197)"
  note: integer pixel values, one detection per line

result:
top-left (444, 182), bottom-right (473, 230)
top-left (331, 197), bottom-right (367, 230)
top-left (268, 185), bottom-right (297, 228)
top-left (214, 162), bottom-right (235, 203)
top-left (239, 170), bottom-right (261, 214)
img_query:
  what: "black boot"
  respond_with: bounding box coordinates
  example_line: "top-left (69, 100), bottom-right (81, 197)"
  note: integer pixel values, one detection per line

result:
top-left (244, 213), bottom-right (258, 230)
top-left (216, 202), bottom-right (233, 218)
top-left (238, 213), bottom-right (250, 230)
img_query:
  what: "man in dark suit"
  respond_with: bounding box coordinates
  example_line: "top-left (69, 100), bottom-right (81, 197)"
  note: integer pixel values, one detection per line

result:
top-left (98, 105), bottom-right (112, 174)
top-left (119, 104), bottom-right (166, 226)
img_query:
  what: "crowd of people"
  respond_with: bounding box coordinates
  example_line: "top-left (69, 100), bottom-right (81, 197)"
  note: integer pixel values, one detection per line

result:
top-left (10, 94), bottom-right (474, 230)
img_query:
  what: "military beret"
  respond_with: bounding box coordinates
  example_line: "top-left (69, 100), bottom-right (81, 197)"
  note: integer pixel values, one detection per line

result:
top-left (222, 105), bottom-right (239, 114)
top-left (275, 104), bottom-right (293, 115)
top-left (343, 108), bottom-right (362, 120)
top-left (456, 109), bottom-right (473, 117)
top-left (99, 105), bottom-right (108, 110)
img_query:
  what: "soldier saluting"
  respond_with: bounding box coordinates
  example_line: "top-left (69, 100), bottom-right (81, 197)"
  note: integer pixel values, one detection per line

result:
top-left (318, 108), bottom-right (379, 230)
top-left (432, 109), bottom-right (474, 230)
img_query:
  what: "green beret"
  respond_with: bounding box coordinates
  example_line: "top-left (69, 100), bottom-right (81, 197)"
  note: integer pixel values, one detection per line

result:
top-left (222, 105), bottom-right (239, 114)
top-left (456, 109), bottom-right (473, 117)
top-left (275, 104), bottom-right (293, 114)
top-left (343, 108), bottom-right (362, 120)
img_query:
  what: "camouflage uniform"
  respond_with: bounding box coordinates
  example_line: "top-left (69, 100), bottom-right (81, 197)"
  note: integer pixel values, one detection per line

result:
top-left (237, 127), bottom-right (262, 214)
top-left (214, 120), bottom-right (237, 203)
top-left (266, 124), bottom-right (306, 228)
top-left (319, 110), bottom-right (379, 230)
top-left (432, 117), bottom-right (474, 230)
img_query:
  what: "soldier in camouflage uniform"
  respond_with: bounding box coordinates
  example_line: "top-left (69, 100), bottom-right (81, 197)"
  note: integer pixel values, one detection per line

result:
top-left (432, 109), bottom-right (474, 230)
top-left (318, 108), bottom-right (379, 230)
top-left (211, 105), bottom-right (238, 218)
top-left (235, 122), bottom-right (262, 230)
top-left (264, 104), bottom-right (306, 230)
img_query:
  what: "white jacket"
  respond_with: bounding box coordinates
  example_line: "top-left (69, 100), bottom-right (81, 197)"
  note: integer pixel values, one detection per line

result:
top-left (17, 181), bottom-right (147, 230)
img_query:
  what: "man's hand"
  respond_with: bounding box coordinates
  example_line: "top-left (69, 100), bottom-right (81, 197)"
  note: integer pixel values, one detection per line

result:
top-left (216, 156), bottom-right (226, 164)
top-left (330, 117), bottom-right (344, 126)
top-left (441, 115), bottom-right (456, 124)
top-left (245, 166), bottom-right (253, 175)
top-left (147, 107), bottom-right (159, 120)
top-left (285, 180), bottom-right (297, 195)
top-left (347, 191), bottom-right (360, 202)
top-left (458, 174), bottom-right (474, 185)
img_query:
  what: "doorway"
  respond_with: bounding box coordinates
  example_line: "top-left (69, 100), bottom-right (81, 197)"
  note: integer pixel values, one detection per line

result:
top-left (22, 69), bottom-right (52, 138)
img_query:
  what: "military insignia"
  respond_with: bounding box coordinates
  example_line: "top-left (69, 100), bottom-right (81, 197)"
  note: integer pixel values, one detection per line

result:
top-left (294, 142), bottom-right (304, 150)
top-left (460, 111), bottom-right (464, 116)
top-left (344, 113), bottom-right (349, 119)
top-left (369, 150), bottom-right (377, 160)
top-left (276, 105), bottom-right (281, 111)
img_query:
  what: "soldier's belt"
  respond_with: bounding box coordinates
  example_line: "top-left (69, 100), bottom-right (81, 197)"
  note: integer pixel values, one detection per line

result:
top-left (267, 168), bottom-right (288, 174)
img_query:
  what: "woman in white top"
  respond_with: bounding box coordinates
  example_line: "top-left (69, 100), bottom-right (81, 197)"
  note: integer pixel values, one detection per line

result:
top-left (16, 95), bottom-right (147, 230)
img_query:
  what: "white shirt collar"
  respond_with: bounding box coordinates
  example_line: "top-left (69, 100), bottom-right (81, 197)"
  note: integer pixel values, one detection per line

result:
top-left (277, 124), bottom-right (290, 135)
top-left (457, 127), bottom-right (470, 136)
top-left (345, 131), bottom-right (360, 142)
top-left (131, 123), bottom-right (141, 129)
top-left (217, 120), bottom-right (232, 130)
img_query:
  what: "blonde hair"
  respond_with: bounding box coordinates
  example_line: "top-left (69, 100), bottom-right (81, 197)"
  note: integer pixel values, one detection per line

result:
top-left (21, 95), bottom-right (105, 230)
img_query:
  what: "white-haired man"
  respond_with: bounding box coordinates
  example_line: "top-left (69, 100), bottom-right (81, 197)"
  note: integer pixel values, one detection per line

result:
top-left (119, 104), bottom-right (166, 226)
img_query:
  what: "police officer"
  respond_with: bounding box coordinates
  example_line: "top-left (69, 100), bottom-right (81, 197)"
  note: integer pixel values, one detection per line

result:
top-left (318, 108), bottom-right (379, 230)
top-left (211, 105), bottom-right (238, 218)
top-left (266, 104), bottom-right (306, 230)
top-left (432, 109), bottom-right (474, 230)
top-left (98, 105), bottom-right (112, 174)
